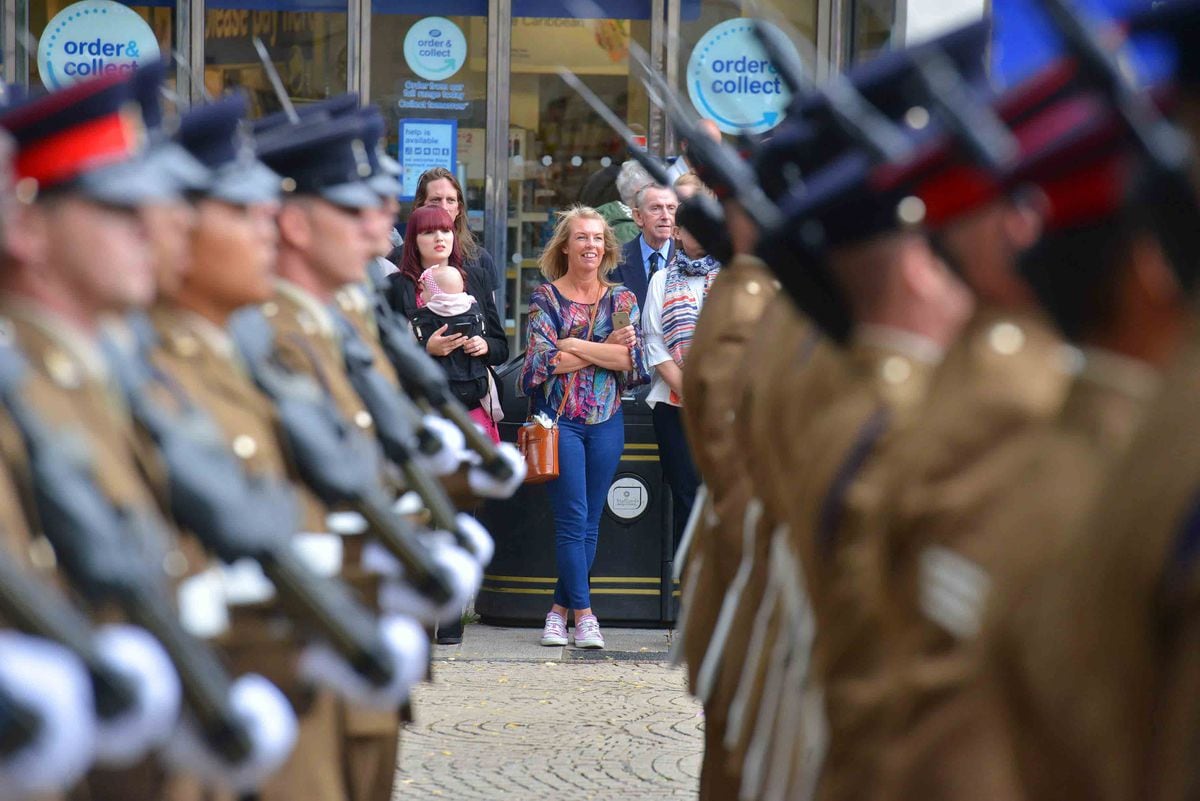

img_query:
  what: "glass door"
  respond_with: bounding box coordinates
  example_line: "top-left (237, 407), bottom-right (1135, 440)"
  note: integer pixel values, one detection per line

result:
top-left (370, 2), bottom-right (491, 252)
top-left (503, 1), bottom-right (652, 351)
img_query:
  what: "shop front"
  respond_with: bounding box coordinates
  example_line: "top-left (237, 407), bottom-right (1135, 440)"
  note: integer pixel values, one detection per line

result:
top-left (3, 0), bottom-right (896, 352)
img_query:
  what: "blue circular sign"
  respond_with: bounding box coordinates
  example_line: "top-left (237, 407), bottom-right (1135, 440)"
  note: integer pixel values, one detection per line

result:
top-left (37, 0), bottom-right (160, 90)
top-left (403, 16), bottom-right (467, 82)
top-left (686, 18), bottom-right (796, 136)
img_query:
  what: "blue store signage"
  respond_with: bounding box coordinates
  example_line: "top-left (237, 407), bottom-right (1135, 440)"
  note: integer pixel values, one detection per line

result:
top-left (38, 0), bottom-right (159, 90)
top-left (404, 16), bottom-right (467, 81)
top-left (685, 18), bottom-right (795, 136)
top-left (399, 118), bottom-right (458, 201)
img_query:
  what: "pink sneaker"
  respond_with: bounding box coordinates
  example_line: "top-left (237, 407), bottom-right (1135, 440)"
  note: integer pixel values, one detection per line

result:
top-left (540, 612), bottom-right (568, 646)
top-left (573, 615), bottom-right (605, 649)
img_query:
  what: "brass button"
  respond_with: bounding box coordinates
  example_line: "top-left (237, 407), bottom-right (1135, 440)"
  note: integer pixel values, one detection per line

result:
top-left (262, 301), bottom-right (279, 318)
top-left (162, 549), bottom-right (190, 578)
top-left (336, 292), bottom-right (354, 313)
top-left (27, 536), bottom-right (56, 571)
top-left (988, 322), bottom-right (1025, 356)
top-left (44, 349), bottom-right (81, 389)
top-left (881, 356), bottom-right (912, 385)
top-left (746, 281), bottom-right (761, 296)
top-left (354, 410), bottom-right (373, 429)
top-left (232, 434), bottom-right (258, 460)
top-left (171, 333), bottom-right (200, 357)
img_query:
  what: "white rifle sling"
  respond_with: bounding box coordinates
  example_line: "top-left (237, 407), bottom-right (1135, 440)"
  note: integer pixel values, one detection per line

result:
top-left (695, 497), bottom-right (764, 704)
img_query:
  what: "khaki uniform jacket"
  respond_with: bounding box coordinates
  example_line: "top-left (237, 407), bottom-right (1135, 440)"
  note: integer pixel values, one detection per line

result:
top-left (967, 348), bottom-right (1159, 801)
top-left (774, 333), bottom-right (941, 801)
top-left (717, 301), bottom-right (847, 782)
top-left (149, 303), bottom-right (352, 801)
top-left (991, 331), bottom-right (1200, 801)
top-left (265, 280), bottom-right (377, 438)
top-left (0, 302), bottom-right (211, 801)
top-left (260, 281), bottom-right (400, 751)
top-left (876, 306), bottom-right (1072, 801)
top-left (677, 255), bottom-right (779, 694)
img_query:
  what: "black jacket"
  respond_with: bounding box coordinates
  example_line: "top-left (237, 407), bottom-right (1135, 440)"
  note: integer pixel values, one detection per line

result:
top-left (385, 248), bottom-right (510, 368)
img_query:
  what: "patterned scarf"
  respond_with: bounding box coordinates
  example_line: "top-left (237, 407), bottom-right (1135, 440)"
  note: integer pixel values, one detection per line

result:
top-left (662, 251), bottom-right (720, 378)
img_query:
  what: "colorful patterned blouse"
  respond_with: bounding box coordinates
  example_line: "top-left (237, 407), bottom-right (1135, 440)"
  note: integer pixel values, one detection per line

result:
top-left (519, 282), bottom-right (649, 424)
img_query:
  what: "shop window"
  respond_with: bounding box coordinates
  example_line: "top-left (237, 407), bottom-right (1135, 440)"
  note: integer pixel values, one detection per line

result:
top-left (504, 3), bottom-right (653, 349)
top-left (850, 0), bottom-right (895, 62)
top-left (204, 0), bottom-right (348, 115)
top-left (370, 6), bottom-right (489, 254)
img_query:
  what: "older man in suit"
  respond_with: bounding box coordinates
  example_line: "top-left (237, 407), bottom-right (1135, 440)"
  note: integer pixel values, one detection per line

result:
top-left (615, 183), bottom-right (678, 307)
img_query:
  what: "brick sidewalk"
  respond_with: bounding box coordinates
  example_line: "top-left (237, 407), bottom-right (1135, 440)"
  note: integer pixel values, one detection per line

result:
top-left (394, 626), bottom-right (702, 799)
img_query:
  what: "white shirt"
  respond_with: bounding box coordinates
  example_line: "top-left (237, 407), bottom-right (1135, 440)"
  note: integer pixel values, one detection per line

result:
top-left (641, 267), bottom-right (710, 408)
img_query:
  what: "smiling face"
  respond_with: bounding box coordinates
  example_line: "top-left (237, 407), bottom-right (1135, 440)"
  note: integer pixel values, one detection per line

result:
top-left (562, 216), bottom-right (607, 278)
top-left (416, 225), bottom-right (454, 267)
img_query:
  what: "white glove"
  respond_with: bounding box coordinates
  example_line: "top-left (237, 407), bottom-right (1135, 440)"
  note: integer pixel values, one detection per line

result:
top-left (375, 541), bottom-right (481, 625)
top-left (91, 624), bottom-right (182, 767)
top-left (298, 615), bottom-right (428, 709)
top-left (412, 415), bottom-right (467, 477)
top-left (0, 631), bottom-right (95, 801)
top-left (161, 674), bottom-right (297, 793)
top-left (454, 513), bottom-right (495, 567)
top-left (466, 442), bottom-right (527, 499)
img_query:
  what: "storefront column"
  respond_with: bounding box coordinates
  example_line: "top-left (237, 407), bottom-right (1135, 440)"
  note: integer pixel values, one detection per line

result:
top-left (484, 0), bottom-right (511, 319)
top-left (348, 0), bottom-right (367, 98)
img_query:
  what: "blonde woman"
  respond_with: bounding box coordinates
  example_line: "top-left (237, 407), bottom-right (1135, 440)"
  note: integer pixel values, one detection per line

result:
top-left (519, 206), bottom-right (649, 649)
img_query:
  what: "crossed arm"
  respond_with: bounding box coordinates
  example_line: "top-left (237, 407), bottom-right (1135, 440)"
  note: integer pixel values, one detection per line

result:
top-left (552, 333), bottom-right (634, 373)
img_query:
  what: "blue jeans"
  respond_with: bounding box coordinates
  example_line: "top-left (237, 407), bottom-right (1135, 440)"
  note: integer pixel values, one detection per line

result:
top-left (544, 411), bottom-right (625, 610)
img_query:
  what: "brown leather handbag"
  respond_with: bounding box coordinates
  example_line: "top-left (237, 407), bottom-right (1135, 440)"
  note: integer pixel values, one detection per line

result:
top-left (518, 290), bottom-right (603, 484)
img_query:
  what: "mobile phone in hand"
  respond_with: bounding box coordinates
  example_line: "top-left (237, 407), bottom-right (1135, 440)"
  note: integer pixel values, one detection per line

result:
top-left (611, 311), bottom-right (631, 330)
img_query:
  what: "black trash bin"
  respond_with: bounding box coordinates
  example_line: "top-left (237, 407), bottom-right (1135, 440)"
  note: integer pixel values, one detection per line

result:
top-left (476, 353), bottom-right (680, 627)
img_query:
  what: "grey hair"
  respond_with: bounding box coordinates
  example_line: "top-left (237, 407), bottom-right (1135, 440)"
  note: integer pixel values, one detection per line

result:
top-left (633, 181), bottom-right (676, 211)
top-left (615, 160), bottom-right (654, 208)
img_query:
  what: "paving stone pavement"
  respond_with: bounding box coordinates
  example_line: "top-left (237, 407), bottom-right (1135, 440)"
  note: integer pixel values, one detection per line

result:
top-left (394, 625), bottom-right (702, 800)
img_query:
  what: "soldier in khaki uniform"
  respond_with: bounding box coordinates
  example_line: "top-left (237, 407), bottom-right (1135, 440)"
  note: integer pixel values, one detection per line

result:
top-left (675, 218), bottom-right (778, 799)
top-left (970, 127), bottom-right (1183, 801)
top-left (0, 72), bottom-right (286, 801)
top-left (254, 113), bottom-right (403, 801)
top-left (146, 92), bottom-right (356, 801)
top-left (869, 119), bottom-right (1077, 801)
top-left (975, 6), bottom-right (1200, 801)
top-left (755, 161), bottom-right (973, 801)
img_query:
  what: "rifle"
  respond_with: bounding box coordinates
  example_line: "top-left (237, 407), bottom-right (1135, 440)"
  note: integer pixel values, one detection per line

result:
top-left (557, 67), bottom-right (733, 264)
top-left (102, 323), bottom-right (398, 689)
top-left (229, 310), bottom-right (460, 612)
top-left (0, 346), bottom-right (254, 765)
top-left (332, 312), bottom-right (492, 562)
top-left (0, 548), bottom-right (136, 725)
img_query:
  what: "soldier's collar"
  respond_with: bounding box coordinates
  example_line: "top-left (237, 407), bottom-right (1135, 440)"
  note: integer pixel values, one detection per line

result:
top-left (0, 298), bottom-right (109, 383)
top-left (275, 278), bottom-right (337, 338)
top-left (1077, 346), bottom-right (1161, 403)
top-left (334, 284), bottom-right (370, 316)
top-left (175, 310), bottom-right (236, 360)
top-left (853, 324), bottom-right (945, 366)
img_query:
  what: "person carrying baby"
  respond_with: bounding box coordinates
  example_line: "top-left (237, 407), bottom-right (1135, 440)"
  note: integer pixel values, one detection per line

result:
top-left (401, 205), bottom-right (502, 441)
